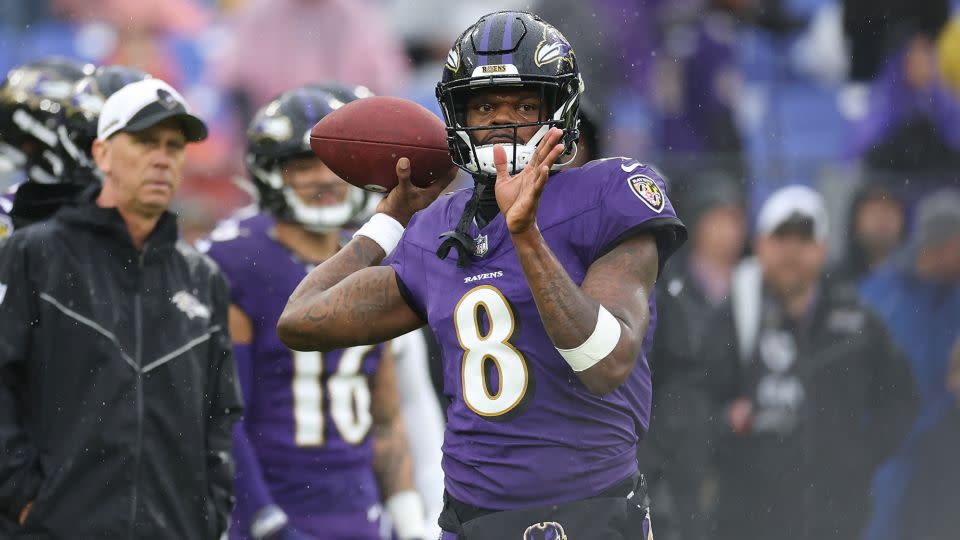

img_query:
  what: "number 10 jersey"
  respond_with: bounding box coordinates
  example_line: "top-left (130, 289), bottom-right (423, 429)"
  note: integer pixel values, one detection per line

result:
top-left (204, 212), bottom-right (385, 527)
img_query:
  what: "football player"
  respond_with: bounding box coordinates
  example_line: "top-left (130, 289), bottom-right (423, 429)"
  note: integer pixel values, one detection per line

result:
top-left (0, 57), bottom-right (93, 237)
top-left (0, 60), bottom-right (149, 236)
top-left (277, 11), bottom-right (686, 540)
top-left (59, 64), bottom-right (152, 183)
top-left (201, 85), bottom-right (439, 540)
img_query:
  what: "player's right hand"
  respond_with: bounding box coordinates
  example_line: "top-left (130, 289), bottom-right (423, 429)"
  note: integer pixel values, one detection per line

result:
top-left (377, 158), bottom-right (457, 226)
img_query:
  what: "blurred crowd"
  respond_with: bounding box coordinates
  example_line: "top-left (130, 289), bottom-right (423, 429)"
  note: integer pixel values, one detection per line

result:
top-left (1, 0), bottom-right (959, 539)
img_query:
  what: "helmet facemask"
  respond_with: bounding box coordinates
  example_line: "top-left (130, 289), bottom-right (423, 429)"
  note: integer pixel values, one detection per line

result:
top-left (438, 73), bottom-right (582, 177)
top-left (246, 154), bottom-right (368, 234)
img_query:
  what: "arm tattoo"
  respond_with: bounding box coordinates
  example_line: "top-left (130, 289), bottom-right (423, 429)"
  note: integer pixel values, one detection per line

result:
top-left (512, 233), bottom-right (600, 349)
top-left (303, 270), bottom-right (391, 326)
top-left (511, 230), bottom-right (658, 392)
top-left (288, 237), bottom-right (384, 305)
top-left (278, 235), bottom-right (415, 349)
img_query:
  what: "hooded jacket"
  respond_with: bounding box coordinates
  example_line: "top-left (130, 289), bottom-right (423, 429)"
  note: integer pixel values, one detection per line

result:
top-left (828, 183), bottom-right (906, 286)
top-left (0, 188), bottom-right (242, 539)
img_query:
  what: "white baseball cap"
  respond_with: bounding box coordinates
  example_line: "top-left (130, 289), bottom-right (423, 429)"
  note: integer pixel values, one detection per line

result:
top-left (756, 185), bottom-right (829, 240)
top-left (97, 78), bottom-right (207, 142)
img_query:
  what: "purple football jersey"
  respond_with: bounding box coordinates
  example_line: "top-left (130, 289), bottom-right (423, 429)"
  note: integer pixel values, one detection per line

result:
top-left (386, 158), bottom-right (684, 510)
top-left (204, 213), bottom-right (386, 529)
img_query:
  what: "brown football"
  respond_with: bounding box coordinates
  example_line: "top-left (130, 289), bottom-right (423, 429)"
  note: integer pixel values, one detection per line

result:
top-left (309, 96), bottom-right (452, 192)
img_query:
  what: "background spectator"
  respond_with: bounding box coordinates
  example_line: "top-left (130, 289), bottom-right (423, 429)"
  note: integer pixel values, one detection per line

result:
top-left (844, 31), bottom-right (960, 190)
top-left (701, 186), bottom-right (917, 540)
top-left (642, 173), bottom-right (747, 540)
top-left (903, 338), bottom-right (960, 539)
top-left (215, 0), bottom-right (411, 124)
top-left (860, 188), bottom-right (960, 540)
top-left (842, 0), bottom-right (951, 82)
top-left (829, 183), bottom-right (907, 285)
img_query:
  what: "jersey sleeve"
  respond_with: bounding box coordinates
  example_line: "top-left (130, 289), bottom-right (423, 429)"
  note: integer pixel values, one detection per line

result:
top-left (383, 216), bottom-right (428, 321)
top-left (586, 160), bottom-right (687, 275)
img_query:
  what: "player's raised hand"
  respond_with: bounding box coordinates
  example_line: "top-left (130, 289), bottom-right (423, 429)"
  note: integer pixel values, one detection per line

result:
top-left (493, 127), bottom-right (566, 235)
top-left (378, 158), bottom-right (458, 226)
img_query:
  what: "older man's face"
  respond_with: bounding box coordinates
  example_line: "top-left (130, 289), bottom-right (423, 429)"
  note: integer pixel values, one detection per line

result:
top-left (96, 118), bottom-right (186, 215)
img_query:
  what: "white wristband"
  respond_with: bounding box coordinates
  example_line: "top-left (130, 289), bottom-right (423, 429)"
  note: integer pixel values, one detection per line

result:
top-left (386, 490), bottom-right (427, 540)
top-left (353, 213), bottom-right (405, 257)
top-left (557, 305), bottom-right (622, 372)
top-left (250, 504), bottom-right (289, 540)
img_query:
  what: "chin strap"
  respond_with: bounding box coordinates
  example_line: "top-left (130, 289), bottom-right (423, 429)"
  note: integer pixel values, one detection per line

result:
top-left (436, 177), bottom-right (493, 267)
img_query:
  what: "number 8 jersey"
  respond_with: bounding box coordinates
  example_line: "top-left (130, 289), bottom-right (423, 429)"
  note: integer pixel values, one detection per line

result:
top-left (386, 158), bottom-right (686, 510)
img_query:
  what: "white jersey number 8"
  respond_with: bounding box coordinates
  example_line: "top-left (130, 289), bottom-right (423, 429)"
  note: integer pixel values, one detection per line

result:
top-left (455, 285), bottom-right (529, 417)
top-left (292, 344), bottom-right (374, 446)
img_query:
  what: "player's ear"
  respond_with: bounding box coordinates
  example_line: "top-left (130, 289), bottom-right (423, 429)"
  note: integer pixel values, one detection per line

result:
top-left (92, 138), bottom-right (110, 175)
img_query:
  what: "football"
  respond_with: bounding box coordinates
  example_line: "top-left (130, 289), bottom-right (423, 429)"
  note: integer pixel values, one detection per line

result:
top-left (309, 96), bottom-right (452, 192)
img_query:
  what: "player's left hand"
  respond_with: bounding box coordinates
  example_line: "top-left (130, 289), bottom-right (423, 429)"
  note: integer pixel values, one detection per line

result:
top-left (493, 127), bottom-right (566, 235)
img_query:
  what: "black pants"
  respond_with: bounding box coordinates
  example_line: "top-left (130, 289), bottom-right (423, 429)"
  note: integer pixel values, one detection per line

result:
top-left (438, 474), bottom-right (652, 540)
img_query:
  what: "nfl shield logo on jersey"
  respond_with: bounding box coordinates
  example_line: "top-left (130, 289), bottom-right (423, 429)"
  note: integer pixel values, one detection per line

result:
top-left (523, 522), bottom-right (567, 540)
top-left (474, 233), bottom-right (489, 257)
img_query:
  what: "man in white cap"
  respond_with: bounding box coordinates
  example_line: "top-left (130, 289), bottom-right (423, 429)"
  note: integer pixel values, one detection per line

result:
top-left (0, 78), bottom-right (241, 539)
top-left (697, 185), bottom-right (918, 540)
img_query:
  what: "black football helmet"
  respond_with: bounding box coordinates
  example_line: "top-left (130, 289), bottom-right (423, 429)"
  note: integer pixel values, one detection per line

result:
top-left (436, 11), bottom-right (583, 177)
top-left (0, 57), bottom-right (94, 184)
top-left (246, 85), bottom-right (369, 232)
top-left (60, 65), bottom-right (152, 174)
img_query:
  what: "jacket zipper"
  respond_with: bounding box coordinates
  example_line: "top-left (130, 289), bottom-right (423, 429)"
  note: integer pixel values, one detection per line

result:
top-left (127, 247), bottom-right (147, 539)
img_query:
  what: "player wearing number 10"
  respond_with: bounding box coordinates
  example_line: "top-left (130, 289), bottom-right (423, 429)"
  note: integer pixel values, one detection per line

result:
top-left (278, 11), bottom-right (687, 540)
top-left (202, 86), bottom-right (433, 540)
